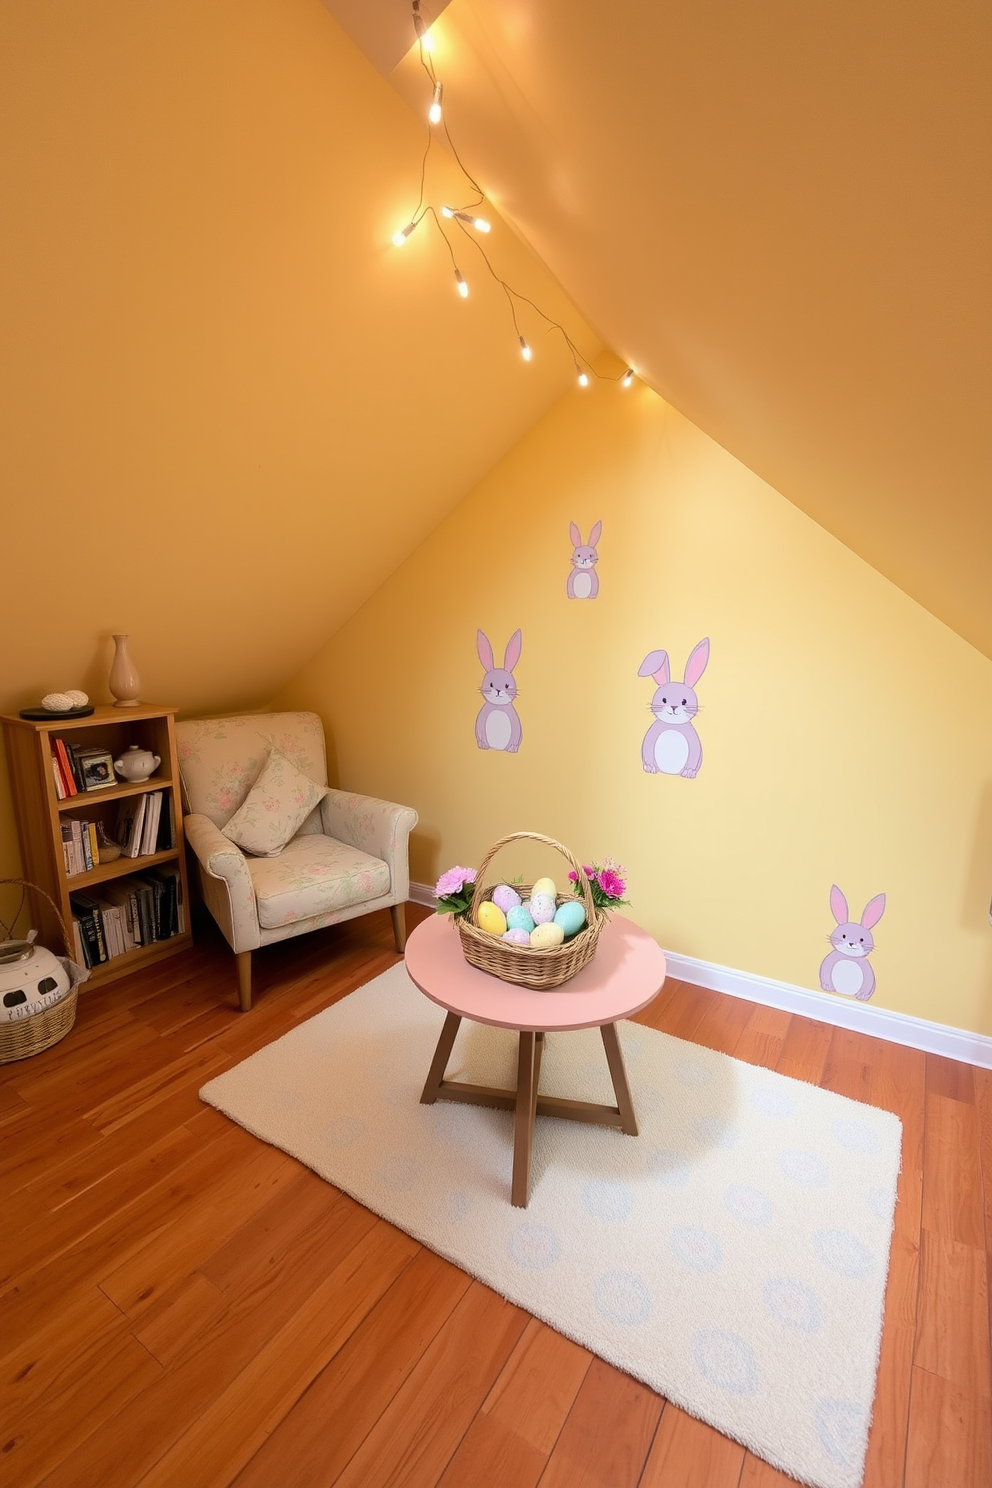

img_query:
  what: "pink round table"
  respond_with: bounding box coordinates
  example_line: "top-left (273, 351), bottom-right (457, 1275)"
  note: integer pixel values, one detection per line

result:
top-left (404, 913), bottom-right (667, 1206)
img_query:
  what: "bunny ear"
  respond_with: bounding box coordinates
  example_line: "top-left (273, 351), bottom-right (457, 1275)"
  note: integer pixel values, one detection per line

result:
top-left (638, 649), bottom-right (669, 683)
top-left (861, 893), bottom-right (886, 929)
top-left (477, 630), bottom-right (494, 671)
top-left (829, 884), bottom-right (848, 924)
top-left (683, 637), bottom-right (710, 687)
top-left (503, 629), bottom-right (522, 672)
top-left (569, 521), bottom-right (581, 546)
top-left (589, 520), bottom-right (602, 546)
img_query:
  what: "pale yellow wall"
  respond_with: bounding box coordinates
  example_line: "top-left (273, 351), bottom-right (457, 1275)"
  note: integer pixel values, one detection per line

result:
top-left (0, 0), bottom-right (596, 880)
top-left (275, 378), bottom-right (992, 1036)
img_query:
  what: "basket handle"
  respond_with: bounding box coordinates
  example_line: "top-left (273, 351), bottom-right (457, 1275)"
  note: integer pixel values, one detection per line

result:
top-left (468, 832), bottom-right (601, 921)
top-left (0, 878), bottom-right (73, 960)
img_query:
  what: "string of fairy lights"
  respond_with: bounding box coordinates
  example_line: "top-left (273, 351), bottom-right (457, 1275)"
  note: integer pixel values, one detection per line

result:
top-left (392, 0), bottom-right (635, 389)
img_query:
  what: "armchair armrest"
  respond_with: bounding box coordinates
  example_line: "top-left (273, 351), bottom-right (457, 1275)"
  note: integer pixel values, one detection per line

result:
top-left (319, 791), bottom-right (418, 902)
top-left (184, 813), bottom-right (261, 952)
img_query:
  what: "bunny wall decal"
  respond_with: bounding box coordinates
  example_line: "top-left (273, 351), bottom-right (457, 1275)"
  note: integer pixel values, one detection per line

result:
top-left (818, 885), bottom-right (885, 1001)
top-left (638, 638), bottom-right (710, 778)
top-left (475, 629), bottom-right (522, 752)
top-left (566, 521), bottom-right (602, 599)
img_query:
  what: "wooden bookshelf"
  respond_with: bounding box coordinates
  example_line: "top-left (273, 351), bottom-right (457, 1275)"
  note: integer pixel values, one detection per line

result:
top-left (1, 704), bottom-right (192, 986)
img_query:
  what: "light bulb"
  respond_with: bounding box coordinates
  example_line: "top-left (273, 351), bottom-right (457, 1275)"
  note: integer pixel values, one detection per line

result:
top-left (472, 217), bottom-right (491, 233)
top-left (421, 30), bottom-right (435, 52)
top-left (519, 336), bottom-right (532, 361)
top-left (392, 221), bottom-right (416, 247)
top-left (429, 82), bottom-right (443, 125)
top-left (621, 368), bottom-right (634, 388)
top-left (441, 205), bottom-right (455, 218)
top-left (577, 368), bottom-right (589, 387)
top-left (454, 268), bottom-right (468, 298)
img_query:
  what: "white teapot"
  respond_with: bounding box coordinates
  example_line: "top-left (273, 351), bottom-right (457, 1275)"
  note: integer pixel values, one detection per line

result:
top-left (114, 745), bottom-right (161, 783)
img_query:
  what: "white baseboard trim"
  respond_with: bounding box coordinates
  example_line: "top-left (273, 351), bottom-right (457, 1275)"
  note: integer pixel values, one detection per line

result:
top-left (408, 883), bottom-right (991, 1069)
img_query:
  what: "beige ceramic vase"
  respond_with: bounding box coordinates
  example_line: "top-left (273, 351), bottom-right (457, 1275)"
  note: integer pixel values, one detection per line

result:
top-left (108, 634), bottom-right (141, 708)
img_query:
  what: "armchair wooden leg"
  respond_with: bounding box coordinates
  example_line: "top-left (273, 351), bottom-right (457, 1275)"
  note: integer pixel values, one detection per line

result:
top-left (235, 951), bottom-right (252, 1012)
top-left (390, 902), bottom-right (407, 954)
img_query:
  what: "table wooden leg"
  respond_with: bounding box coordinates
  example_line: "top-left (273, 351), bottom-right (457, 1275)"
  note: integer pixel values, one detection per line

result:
top-left (420, 1011), bottom-right (462, 1104)
top-left (601, 1022), bottom-right (638, 1136)
top-left (512, 1031), bottom-right (539, 1207)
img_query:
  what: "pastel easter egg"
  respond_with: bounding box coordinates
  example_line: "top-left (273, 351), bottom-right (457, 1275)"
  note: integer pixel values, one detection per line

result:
top-left (477, 901), bottom-right (507, 936)
top-left (492, 884), bottom-right (522, 914)
top-left (531, 876), bottom-right (557, 900)
top-left (502, 928), bottom-right (531, 946)
top-left (506, 905), bottom-right (536, 934)
top-left (529, 893), bottom-right (556, 925)
top-left (530, 921), bottom-right (565, 949)
top-left (553, 900), bottom-right (587, 939)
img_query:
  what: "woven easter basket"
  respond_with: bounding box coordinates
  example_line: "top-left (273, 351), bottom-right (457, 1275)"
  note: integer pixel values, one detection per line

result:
top-left (456, 831), bottom-right (606, 991)
top-left (0, 879), bottom-right (86, 1065)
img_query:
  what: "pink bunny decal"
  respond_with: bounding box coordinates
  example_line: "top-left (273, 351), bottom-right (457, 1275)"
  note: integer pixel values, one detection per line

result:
top-left (638, 638), bottom-right (710, 778)
top-left (818, 885), bottom-right (885, 1000)
top-left (475, 629), bottom-right (522, 752)
top-left (566, 521), bottom-right (602, 599)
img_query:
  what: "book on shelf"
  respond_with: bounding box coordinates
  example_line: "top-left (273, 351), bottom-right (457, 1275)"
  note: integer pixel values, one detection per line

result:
top-left (51, 752), bottom-right (66, 800)
top-left (53, 738), bottom-right (79, 796)
top-left (70, 917), bottom-right (85, 966)
top-left (140, 792), bottom-right (163, 856)
top-left (69, 867), bottom-right (185, 966)
top-left (115, 795), bottom-right (146, 857)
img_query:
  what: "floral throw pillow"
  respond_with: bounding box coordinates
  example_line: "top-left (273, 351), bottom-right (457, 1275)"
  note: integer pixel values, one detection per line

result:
top-left (220, 749), bottom-right (328, 856)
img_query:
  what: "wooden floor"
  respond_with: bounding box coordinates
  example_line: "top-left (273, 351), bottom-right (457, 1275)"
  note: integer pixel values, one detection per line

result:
top-left (1, 902), bottom-right (990, 1488)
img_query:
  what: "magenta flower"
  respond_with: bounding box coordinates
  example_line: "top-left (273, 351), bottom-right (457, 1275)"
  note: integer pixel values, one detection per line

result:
top-left (435, 865), bottom-right (476, 898)
top-left (596, 867), bottom-right (626, 900)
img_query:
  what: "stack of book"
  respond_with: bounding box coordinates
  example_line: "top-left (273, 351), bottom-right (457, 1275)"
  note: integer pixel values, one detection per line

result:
top-left (114, 792), bottom-right (173, 857)
top-left (60, 819), bottom-right (101, 875)
top-left (70, 866), bottom-right (185, 968)
top-left (50, 737), bottom-right (116, 798)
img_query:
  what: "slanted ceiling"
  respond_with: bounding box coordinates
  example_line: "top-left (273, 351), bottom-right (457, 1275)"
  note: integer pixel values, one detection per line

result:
top-left (331, 0), bottom-right (992, 658)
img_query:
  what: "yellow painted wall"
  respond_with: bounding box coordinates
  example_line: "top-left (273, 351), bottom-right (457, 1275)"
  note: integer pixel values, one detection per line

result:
top-left (275, 376), bottom-right (992, 1036)
top-left (0, 0), bottom-right (596, 881)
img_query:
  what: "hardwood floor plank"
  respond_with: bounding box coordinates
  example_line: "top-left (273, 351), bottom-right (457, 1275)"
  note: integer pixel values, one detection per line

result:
top-left (904, 1366), bottom-right (992, 1488)
top-left (738, 1454), bottom-right (801, 1486)
top-left (536, 1356), bottom-right (663, 1488)
top-left (819, 1025), bottom-right (879, 1102)
top-left (687, 993), bottom-right (755, 1058)
top-left (436, 1412), bottom-right (547, 1488)
top-left (0, 1287), bottom-right (124, 1415)
top-left (731, 1004), bottom-right (792, 1071)
top-left (926, 1053), bottom-right (975, 1104)
top-left (481, 1317), bottom-right (592, 1454)
top-left (774, 1014), bottom-right (832, 1086)
top-left (327, 1281), bottom-right (529, 1488)
top-left (869, 1041), bottom-right (926, 1176)
top-left (922, 1093), bottom-right (984, 1248)
top-left (637, 1403), bottom-right (745, 1488)
top-left (134, 1222), bottom-right (420, 1488)
top-left (234, 1248), bottom-right (472, 1488)
top-left (914, 1230), bottom-right (992, 1398)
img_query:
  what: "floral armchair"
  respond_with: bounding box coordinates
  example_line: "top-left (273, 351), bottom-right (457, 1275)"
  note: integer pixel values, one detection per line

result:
top-left (175, 711), bottom-right (417, 1010)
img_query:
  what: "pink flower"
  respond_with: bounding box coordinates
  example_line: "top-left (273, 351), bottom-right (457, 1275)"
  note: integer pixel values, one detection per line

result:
top-left (596, 868), bottom-right (626, 900)
top-left (435, 865), bottom-right (476, 898)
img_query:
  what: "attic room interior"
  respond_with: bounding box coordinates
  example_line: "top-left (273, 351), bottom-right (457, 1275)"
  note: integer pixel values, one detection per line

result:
top-left (1, 1), bottom-right (990, 1485)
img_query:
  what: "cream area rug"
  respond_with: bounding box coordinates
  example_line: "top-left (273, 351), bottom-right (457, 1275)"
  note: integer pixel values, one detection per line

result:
top-left (200, 964), bottom-right (901, 1488)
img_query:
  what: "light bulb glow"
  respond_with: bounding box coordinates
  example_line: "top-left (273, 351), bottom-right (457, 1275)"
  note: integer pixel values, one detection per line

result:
top-left (392, 221), bottom-right (416, 246)
top-left (621, 368), bottom-right (634, 387)
top-left (473, 217), bottom-right (491, 233)
top-left (577, 368), bottom-right (589, 387)
top-left (429, 82), bottom-right (443, 124)
top-left (441, 205), bottom-right (455, 218)
top-left (519, 336), bottom-right (532, 361)
top-left (454, 268), bottom-right (468, 298)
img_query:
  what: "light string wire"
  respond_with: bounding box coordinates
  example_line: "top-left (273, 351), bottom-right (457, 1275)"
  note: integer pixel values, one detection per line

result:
top-left (395, 1), bottom-right (634, 388)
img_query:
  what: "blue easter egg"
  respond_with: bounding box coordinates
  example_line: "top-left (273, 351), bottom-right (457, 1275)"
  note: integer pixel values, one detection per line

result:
top-left (553, 900), bottom-right (587, 939)
top-left (506, 905), bottom-right (536, 934)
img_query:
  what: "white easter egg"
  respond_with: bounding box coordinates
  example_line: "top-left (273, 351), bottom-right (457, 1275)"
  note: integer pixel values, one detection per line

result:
top-left (41, 692), bottom-right (75, 712)
top-left (529, 893), bottom-right (556, 925)
top-left (66, 690), bottom-right (89, 706)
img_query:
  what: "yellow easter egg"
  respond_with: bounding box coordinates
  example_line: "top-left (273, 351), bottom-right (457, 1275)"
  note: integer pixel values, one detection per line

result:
top-left (529, 921), bottom-right (565, 949)
top-left (531, 876), bottom-right (557, 900)
top-left (477, 901), bottom-right (507, 936)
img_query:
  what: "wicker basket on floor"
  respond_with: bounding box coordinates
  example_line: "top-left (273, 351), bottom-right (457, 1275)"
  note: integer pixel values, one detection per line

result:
top-left (0, 878), bottom-right (84, 1064)
top-left (456, 831), bottom-right (606, 991)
